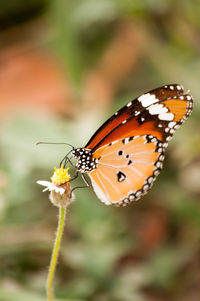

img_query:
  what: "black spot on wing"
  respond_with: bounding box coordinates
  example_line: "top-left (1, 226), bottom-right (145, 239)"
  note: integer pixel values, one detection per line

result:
top-left (117, 171), bottom-right (126, 182)
top-left (128, 160), bottom-right (132, 165)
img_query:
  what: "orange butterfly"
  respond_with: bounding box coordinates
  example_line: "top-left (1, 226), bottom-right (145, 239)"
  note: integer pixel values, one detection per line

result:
top-left (70, 84), bottom-right (193, 206)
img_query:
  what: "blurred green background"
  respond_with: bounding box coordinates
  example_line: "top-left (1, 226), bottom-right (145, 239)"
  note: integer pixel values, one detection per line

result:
top-left (0, 1), bottom-right (200, 300)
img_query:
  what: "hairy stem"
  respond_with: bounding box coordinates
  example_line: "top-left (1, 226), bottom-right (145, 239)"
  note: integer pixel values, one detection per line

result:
top-left (46, 206), bottom-right (66, 301)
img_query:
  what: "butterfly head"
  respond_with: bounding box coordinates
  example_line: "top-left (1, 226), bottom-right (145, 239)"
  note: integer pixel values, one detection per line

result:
top-left (72, 148), bottom-right (98, 173)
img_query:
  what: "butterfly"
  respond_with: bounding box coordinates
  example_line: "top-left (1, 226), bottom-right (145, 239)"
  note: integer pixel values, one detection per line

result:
top-left (70, 84), bottom-right (193, 206)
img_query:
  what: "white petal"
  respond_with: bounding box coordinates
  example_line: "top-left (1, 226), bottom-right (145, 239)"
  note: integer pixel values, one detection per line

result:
top-left (55, 187), bottom-right (65, 194)
top-left (37, 180), bottom-right (52, 187)
top-left (37, 180), bottom-right (56, 191)
top-left (37, 180), bottom-right (65, 195)
top-left (48, 185), bottom-right (56, 191)
top-left (43, 187), bottom-right (50, 192)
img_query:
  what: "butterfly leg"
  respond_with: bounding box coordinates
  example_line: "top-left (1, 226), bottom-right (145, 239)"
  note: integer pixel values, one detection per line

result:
top-left (70, 173), bottom-right (90, 197)
top-left (59, 155), bottom-right (76, 169)
top-left (59, 149), bottom-right (74, 168)
top-left (69, 170), bottom-right (79, 182)
top-left (81, 173), bottom-right (91, 187)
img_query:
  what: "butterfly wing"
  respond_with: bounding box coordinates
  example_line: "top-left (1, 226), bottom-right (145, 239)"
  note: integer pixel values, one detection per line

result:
top-left (80, 84), bottom-right (193, 205)
top-left (85, 84), bottom-right (193, 153)
top-left (87, 135), bottom-right (164, 206)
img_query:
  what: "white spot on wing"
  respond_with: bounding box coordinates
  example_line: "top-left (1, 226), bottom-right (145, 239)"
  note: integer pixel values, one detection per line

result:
top-left (124, 138), bottom-right (129, 144)
top-left (138, 93), bottom-right (158, 107)
top-left (166, 136), bottom-right (172, 141)
top-left (159, 113), bottom-right (174, 121)
top-left (168, 121), bottom-right (176, 128)
top-left (148, 104), bottom-right (168, 115)
top-left (127, 101), bottom-right (132, 107)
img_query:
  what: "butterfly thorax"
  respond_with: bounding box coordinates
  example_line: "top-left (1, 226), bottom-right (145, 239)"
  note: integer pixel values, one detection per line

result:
top-left (72, 148), bottom-right (98, 173)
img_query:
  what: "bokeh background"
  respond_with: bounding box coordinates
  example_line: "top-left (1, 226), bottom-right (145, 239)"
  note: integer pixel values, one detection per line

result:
top-left (0, 1), bottom-right (200, 300)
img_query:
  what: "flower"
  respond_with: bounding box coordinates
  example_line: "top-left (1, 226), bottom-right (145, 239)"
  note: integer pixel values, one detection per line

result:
top-left (36, 181), bottom-right (65, 194)
top-left (51, 166), bottom-right (70, 185)
top-left (37, 166), bottom-right (72, 207)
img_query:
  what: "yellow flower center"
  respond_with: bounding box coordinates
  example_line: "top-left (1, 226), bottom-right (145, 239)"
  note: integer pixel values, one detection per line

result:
top-left (51, 165), bottom-right (70, 185)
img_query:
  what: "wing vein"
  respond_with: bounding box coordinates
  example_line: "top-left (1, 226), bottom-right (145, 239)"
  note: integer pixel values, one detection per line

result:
top-left (95, 171), bottom-right (110, 201)
top-left (100, 145), bottom-right (156, 159)
top-left (98, 169), bottom-right (121, 195)
top-left (99, 160), bottom-right (154, 169)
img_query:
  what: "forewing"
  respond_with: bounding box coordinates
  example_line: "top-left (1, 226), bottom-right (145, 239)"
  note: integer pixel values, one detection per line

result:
top-left (85, 84), bottom-right (193, 153)
top-left (88, 135), bottom-right (165, 206)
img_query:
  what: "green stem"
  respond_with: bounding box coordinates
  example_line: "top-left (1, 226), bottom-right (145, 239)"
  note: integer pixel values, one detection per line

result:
top-left (47, 206), bottom-right (66, 301)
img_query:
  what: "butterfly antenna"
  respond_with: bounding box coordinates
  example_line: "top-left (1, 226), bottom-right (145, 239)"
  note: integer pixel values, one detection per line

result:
top-left (36, 141), bottom-right (74, 149)
top-left (59, 152), bottom-right (74, 168)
